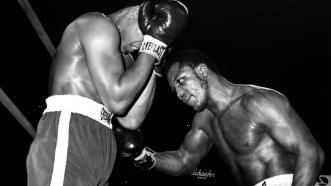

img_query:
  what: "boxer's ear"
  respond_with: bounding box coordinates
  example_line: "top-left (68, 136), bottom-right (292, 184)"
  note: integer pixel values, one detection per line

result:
top-left (130, 6), bottom-right (139, 20)
top-left (194, 64), bottom-right (208, 79)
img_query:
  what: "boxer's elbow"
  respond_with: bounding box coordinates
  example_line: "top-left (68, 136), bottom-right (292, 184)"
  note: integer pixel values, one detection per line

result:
top-left (161, 163), bottom-right (194, 176)
top-left (301, 144), bottom-right (325, 170)
top-left (182, 159), bottom-right (199, 175)
top-left (317, 145), bottom-right (325, 169)
top-left (104, 92), bottom-right (133, 116)
top-left (169, 169), bottom-right (190, 176)
top-left (107, 100), bottom-right (128, 116)
top-left (171, 157), bottom-right (198, 176)
top-left (155, 154), bottom-right (196, 176)
top-left (117, 117), bottom-right (141, 130)
top-left (311, 145), bottom-right (325, 169)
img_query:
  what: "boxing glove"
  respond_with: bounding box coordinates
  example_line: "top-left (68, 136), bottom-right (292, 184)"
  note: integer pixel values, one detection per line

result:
top-left (138, 0), bottom-right (189, 62)
top-left (153, 46), bottom-right (173, 77)
top-left (113, 118), bottom-right (156, 170)
top-left (133, 146), bottom-right (156, 170)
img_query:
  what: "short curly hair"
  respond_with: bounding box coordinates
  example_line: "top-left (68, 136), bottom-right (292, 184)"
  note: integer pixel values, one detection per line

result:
top-left (164, 49), bottom-right (219, 76)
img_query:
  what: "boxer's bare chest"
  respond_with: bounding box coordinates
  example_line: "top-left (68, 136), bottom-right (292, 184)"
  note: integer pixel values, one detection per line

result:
top-left (216, 98), bottom-right (266, 155)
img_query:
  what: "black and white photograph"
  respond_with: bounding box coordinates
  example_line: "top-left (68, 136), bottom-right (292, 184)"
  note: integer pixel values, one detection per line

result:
top-left (3, 0), bottom-right (330, 185)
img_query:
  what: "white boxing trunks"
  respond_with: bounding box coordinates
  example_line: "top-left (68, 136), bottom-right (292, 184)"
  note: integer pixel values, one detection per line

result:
top-left (254, 174), bottom-right (293, 186)
top-left (44, 95), bottom-right (113, 129)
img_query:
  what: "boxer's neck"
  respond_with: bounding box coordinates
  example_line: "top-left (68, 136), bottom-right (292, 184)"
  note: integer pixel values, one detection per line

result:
top-left (206, 73), bottom-right (239, 113)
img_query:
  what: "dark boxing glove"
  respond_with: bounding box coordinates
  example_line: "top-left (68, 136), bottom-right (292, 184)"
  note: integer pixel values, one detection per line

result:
top-left (113, 118), bottom-right (156, 170)
top-left (139, 0), bottom-right (189, 62)
top-left (132, 146), bottom-right (156, 170)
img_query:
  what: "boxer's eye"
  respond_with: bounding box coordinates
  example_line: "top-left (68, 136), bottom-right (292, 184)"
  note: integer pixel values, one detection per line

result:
top-left (171, 75), bottom-right (185, 91)
top-left (177, 77), bottom-right (184, 85)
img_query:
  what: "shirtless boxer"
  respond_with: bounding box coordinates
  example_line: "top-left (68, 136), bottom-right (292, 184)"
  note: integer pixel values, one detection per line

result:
top-left (116, 49), bottom-right (325, 186)
top-left (26, 1), bottom-right (188, 185)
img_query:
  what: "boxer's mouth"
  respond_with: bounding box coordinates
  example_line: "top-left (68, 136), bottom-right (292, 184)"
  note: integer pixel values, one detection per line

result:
top-left (127, 47), bottom-right (138, 53)
top-left (123, 44), bottom-right (139, 54)
top-left (182, 94), bottom-right (191, 104)
top-left (130, 46), bottom-right (139, 52)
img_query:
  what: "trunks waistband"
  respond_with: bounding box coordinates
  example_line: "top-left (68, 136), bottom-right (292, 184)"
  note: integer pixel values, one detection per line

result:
top-left (254, 174), bottom-right (293, 186)
top-left (43, 95), bottom-right (113, 129)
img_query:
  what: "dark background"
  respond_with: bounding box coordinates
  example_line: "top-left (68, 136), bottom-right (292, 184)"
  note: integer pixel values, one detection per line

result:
top-left (2, 0), bottom-right (330, 185)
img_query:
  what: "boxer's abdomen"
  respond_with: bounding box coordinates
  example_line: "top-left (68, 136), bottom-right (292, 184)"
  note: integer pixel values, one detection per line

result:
top-left (234, 139), bottom-right (295, 185)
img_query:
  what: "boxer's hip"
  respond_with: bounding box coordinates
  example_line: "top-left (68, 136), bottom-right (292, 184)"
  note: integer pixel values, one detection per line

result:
top-left (254, 174), bottom-right (293, 186)
top-left (27, 95), bottom-right (116, 186)
top-left (43, 95), bottom-right (113, 129)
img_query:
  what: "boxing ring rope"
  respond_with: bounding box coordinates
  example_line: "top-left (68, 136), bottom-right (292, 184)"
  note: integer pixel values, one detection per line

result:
top-left (0, 88), bottom-right (36, 137)
top-left (17, 0), bottom-right (56, 56)
top-left (0, 0), bottom-right (56, 138)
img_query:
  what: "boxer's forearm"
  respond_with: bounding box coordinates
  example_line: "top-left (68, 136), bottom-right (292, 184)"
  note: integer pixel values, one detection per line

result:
top-left (154, 151), bottom-right (196, 176)
top-left (117, 74), bottom-right (157, 129)
top-left (292, 146), bottom-right (324, 186)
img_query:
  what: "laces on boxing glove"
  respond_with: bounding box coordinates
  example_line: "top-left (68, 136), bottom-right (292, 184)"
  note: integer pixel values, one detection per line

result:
top-left (133, 147), bottom-right (156, 170)
top-left (153, 68), bottom-right (162, 77)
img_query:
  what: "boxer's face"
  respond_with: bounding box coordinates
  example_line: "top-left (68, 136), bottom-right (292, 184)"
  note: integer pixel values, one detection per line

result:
top-left (121, 7), bottom-right (143, 54)
top-left (167, 63), bottom-right (208, 111)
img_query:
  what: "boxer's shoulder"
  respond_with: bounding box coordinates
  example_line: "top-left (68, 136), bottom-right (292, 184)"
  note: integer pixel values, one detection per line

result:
top-left (76, 12), bottom-right (112, 23)
top-left (239, 86), bottom-right (289, 118)
top-left (241, 86), bottom-right (285, 106)
top-left (61, 12), bottom-right (119, 49)
top-left (192, 109), bottom-right (215, 128)
top-left (68, 12), bottom-right (118, 36)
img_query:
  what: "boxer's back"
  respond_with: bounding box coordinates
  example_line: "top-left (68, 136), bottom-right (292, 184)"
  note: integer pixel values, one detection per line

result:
top-left (49, 13), bottom-right (107, 103)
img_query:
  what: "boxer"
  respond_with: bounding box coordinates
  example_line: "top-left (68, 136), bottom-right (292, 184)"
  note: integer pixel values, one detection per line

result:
top-left (26, 1), bottom-right (188, 185)
top-left (116, 49), bottom-right (325, 186)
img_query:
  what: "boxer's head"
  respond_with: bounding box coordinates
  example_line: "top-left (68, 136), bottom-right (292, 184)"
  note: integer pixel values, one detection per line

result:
top-left (111, 5), bottom-right (143, 54)
top-left (165, 49), bottom-right (218, 111)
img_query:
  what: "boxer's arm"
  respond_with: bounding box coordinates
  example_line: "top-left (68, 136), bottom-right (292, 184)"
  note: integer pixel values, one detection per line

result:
top-left (154, 112), bottom-right (213, 176)
top-left (116, 72), bottom-right (157, 129)
top-left (250, 91), bottom-right (325, 186)
top-left (78, 14), bottom-right (155, 115)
